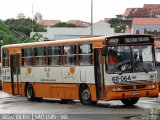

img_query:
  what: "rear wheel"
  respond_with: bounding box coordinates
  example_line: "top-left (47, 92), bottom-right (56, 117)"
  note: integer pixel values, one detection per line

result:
top-left (26, 84), bottom-right (35, 101)
top-left (121, 98), bottom-right (139, 106)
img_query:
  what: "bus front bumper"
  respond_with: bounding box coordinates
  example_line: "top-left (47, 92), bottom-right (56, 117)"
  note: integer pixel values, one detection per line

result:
top-left (105, 88), bottom-right (159, 101)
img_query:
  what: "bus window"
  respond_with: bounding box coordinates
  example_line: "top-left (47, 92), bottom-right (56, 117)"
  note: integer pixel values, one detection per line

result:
top-left (133, 45), bottom-right (155, 72)
top-left (2, 48), bottom-right (9, 67)
top-left (78, 44), bottom-right (92, 65)
top-left (48, 46), bottom-right (61, 66)
top-left (22, 48), bottom-right (33, 66)
top-left (107, 46), bottom-right (131, 73)
top-left (34, 47), bottom-right (46, 66)
top-left (63, 45), bottom-right (76, 65)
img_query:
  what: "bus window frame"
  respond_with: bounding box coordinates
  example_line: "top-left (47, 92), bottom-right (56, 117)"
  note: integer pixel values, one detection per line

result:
top-left (47, 45), bottom-right (61, 66)
top-left (22, 47), bottom-right (33, 67)
top-left (2, 48), bottom-right (9, 67)
top-left (34, 46), bottom-right (47, 66)
top-left (78, 43), bottom-right (93, 66)
top-left (62, 44), bottom-right (77, 66)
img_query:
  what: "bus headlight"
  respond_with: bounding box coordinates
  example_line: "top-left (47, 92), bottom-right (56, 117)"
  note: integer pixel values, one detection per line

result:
top-left (112, 87), bottom-right (121, 91)
top-left (148, 85), bottom-right (156, 89)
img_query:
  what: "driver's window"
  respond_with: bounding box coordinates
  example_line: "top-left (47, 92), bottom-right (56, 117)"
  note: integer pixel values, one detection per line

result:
top-left (107, 46), bottom-right (131, 73)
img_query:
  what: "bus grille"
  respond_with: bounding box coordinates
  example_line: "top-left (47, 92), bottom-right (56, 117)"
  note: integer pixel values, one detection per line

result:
top-left (122, 84), bottom-right (146, 90)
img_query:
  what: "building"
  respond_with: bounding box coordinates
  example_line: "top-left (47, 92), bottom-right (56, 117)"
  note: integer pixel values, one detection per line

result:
top-left (123, 4), bottom-right (160, 20)
top-left (132, 18), bottom-right (160, 34)
top-left (67, 20), bottom-right (90, 27)
top-left (30, 20), bottom-right (116, 40)
top-left (34, 12), bottom-right (61, 27)
top-left (17, 13), bottom-right (25, 19)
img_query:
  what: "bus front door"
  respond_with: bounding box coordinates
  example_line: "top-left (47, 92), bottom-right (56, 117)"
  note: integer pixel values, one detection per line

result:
top-left (94, 49), bottom-right (104, 99)
top-left (10, 54), bottom-right (21, 95)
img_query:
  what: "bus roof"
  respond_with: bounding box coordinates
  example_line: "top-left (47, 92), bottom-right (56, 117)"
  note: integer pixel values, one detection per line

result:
top-left (2, 36), bottom-right (106, 49)
top-left (2, 34), bottom-right (154, 49)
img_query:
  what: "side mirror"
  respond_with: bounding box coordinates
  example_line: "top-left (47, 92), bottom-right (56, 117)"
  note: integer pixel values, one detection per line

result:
top-left (102, 47), bottom-right (108, 56)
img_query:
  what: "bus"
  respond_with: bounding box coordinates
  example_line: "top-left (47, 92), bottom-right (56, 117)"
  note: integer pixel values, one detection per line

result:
top-left (1, 34), bottom-right (159, 106)
top-left (155, 41), bottom-right (160, 63)
top-left (154, 40), bottom-right (160, 89)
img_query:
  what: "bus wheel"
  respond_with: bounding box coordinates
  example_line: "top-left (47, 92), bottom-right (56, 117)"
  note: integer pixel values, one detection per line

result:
top-left (26, 84), bottom-right (35, 101)
top-left (121, 98), bottom-right (139, 106)
top-left (79, 85), bottom-right (92, 105)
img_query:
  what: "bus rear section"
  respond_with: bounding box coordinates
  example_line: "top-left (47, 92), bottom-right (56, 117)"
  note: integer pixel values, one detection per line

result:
top-left (102, 35), bottom-right (159, 105)
top-left (154, 40), bottom-right (160, 90)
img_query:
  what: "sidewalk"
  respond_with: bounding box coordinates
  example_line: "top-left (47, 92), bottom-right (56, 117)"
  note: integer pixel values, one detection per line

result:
top-left (0, 91), bottom-right (11, 98)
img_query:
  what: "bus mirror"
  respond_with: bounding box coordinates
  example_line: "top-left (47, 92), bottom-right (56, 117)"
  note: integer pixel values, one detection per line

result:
top-left (102, 48), bottom-right (107, 56)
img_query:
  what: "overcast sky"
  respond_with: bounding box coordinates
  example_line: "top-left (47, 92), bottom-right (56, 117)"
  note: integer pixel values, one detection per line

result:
top-left (0, 0), bottom-right (159, 22)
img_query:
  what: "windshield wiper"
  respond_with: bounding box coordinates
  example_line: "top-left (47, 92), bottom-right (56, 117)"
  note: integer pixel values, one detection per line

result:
top-left (135, 62), bottom-right (148, 73)
top-left (119, 63), bottom-right (131, 75)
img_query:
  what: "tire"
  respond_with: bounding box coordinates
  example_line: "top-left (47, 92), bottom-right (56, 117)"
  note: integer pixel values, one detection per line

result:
top-left (60, 99), bottom-right (73, 104)
top-left (121, 98), bottom-right (139, 106)
top-left (26, 84), bottom-right (35, 101)
top-left (79, 85), bottom-right (92, 105)
top-left (35, 97), bottom-right (43, 102)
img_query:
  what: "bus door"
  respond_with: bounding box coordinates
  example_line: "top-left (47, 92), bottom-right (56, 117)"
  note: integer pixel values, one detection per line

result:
top-left (94, 49), bottom-right (104, 99)
top-left (10, 54), bottom-right (21, 95)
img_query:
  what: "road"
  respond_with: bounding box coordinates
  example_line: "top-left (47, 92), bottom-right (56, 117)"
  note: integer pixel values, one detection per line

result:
top-left (0, 91), bottom-right (160, 120)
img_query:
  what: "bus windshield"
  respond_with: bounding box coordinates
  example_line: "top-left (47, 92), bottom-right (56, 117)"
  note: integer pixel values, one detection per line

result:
top-left (106, 45), bottom-right (155, 74)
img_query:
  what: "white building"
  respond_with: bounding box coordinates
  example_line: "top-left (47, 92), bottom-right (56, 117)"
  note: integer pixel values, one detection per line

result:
top-left (30, 20), bottom-right (116, 40)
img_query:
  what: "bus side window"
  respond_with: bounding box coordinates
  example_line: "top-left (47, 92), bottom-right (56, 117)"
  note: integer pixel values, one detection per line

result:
top-left (34, 47), bottom-right (46, 66)
top-left (22, 48), bottom-right (33, 66)
top-left (48, 46), bottom-right (61, 66)
top-left (2, 48), bottom-right (9, 67)
top-left (62, 45), bottom-right (77, 66)
top-left (78, 44), bottom-right (92, 65)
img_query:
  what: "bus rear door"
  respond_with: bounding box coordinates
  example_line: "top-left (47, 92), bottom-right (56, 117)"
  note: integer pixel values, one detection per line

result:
top-left (10, 54), bottom-right (21, 95)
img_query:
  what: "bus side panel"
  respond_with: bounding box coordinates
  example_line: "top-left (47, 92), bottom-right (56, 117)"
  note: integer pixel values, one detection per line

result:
top-left (63, 84), bottom-right (79, 99)
top-left (2, 82), bottom-right (13, 95)
top-left (88, 85), bottom-right (97, 101)
top-left (33, 83), bottom-right (79, 100)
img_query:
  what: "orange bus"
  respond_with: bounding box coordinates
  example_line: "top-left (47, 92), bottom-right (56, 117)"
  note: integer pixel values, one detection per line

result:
top-left (1, 34), bottom-right (159, 106)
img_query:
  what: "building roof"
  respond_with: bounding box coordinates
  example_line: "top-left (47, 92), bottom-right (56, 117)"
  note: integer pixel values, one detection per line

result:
top-left (123, 8), bottom-right (152, 17)
top-left (124, 4), bottom-right (160, 19)
top-left (67, 20), bottom-right (90, 27)
top-left (132, 18), bottom-right (160, 25)
top-left (40, 20), bottom-right (61, 26)
top-left (144, 4), bottom-right (160, 9)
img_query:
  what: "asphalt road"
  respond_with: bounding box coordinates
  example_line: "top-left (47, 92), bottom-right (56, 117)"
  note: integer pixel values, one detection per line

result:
top-left (0, 91), bottom-right (160, 120)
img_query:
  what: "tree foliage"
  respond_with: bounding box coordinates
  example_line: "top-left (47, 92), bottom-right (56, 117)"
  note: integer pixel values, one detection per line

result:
top-left (5, 18), bottom-right (46, 36)
top-left (108, 18), bottom-right (126, 33)
top-left (52, 22), bottom-right (78, 27)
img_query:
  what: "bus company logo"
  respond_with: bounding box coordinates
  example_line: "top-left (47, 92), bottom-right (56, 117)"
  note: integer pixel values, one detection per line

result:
top-left (27, 68), bottom-right (32, 74)
top-left (64, 67), bottom-right (77, 81)
top-left (132, 76), bottom-right (136, 79)
top-left (70, 67), bottom-right (75, 74)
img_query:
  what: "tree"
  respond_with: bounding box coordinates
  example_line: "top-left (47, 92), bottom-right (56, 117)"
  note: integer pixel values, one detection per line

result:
top-left (52, 22), bottom-right (78, 27)
top-left (5, 18), bottom-right (46, 36)
top-left (108, 18), bottom-right (126, 33)
top-left (31, 32), bottom-right (43, 42)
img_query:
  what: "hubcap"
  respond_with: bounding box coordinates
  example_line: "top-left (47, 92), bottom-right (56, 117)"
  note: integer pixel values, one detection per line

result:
top-left (27, 86), bottom-right (32, 98)
top-left (82, 89), bottom-right (90, 101)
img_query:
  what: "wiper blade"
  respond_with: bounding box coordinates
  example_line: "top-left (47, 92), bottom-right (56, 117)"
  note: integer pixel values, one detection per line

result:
top-left (135, 62), bottom-right (148, 73)
top-left (119, 63), bottom-right (131, 75)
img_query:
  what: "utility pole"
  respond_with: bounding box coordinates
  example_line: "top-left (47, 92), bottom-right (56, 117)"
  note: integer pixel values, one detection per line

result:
top-left (32, 4), bottom-right (34, 32)
top-left (91, 0), bottom-right (93, 36)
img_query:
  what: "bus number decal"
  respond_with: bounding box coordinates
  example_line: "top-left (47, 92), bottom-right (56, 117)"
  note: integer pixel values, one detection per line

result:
top-left (112, 75), bottom-right (131, 83)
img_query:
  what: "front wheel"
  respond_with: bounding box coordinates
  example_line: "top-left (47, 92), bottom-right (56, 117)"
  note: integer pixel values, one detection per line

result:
top-left (121, 98), bottom-right (139, 106)
top-left (79, 85), bottom-right (93, 105)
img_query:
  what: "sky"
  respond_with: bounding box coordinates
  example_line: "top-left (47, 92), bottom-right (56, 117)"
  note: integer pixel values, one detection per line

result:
top-left (0, 0), bottom-right (159, 22)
